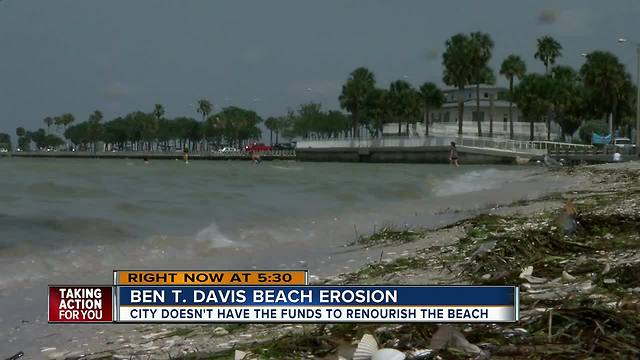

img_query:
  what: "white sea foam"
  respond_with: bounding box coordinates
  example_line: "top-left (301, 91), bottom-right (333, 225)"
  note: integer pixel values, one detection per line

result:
top-left (194, 222), bottom-right (237, 248)
top-left (432, 169), bottom-right (523, 197)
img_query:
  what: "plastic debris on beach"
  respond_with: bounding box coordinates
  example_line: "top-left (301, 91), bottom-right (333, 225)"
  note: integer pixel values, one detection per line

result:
top-left (353, 334), bottom-right (406, 360)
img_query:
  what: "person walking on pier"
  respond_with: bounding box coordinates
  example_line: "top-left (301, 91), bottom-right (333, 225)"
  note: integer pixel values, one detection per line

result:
top-left (449, 141), bottom-right (459, 167)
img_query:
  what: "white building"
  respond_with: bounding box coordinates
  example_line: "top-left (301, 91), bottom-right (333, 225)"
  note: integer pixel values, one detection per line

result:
top-left (384, 84), bottom-right (559, 140)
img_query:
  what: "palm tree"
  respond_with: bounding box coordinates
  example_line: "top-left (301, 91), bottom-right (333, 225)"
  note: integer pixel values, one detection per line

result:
top-left (550, 66), bottom-right (584, 141)
top-left (196, 99), bottom-right (212, 122)
top-left (443, 33), bottom-right (474, 135)
top-left (43, 117), bottom-right (53, 134)
top-left (500, 55), bottom-right (527, 139)
top-left (264, 117), bottom-right (278, 145)
top-left (339, 67), bottom-right (376, 138)
top-left (580, 51), bottom-right (628, 134)
top-left (388, 80), bottom-right (418, 135)
top-left (469, 32), bottom-right (494, 137)
top-left (418, 82), bottom-right (445, 136)
top-left (88, 110), bottom-right (104, 152)
top-left (364, 88), bottom-right (390, 137)
top-left (61, 113), bottom-right (75, 131)
top-left (535, 36), bottom-right (562, 75)
top-left (514, 74), bottom-right (553, 140)
top-left (153, 104), bottom-right (165, 121)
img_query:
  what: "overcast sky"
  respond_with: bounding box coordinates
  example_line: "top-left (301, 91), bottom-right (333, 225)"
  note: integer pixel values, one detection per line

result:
top-left (1, 0), bottom-right (639, 137)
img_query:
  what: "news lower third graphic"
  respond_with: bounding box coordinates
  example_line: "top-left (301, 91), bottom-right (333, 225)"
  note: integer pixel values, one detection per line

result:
top-left (48, 270), bottom-right (519, 323)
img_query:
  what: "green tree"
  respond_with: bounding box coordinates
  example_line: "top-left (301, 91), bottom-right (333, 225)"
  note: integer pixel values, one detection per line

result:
top-left (264, 117), bottom-right (278, 145)
top-left (469, 32), bottom-right (494, 136)
top-left (339, 67), bottom-right (376, 138)
top-left (550, 66), bottom-right (584, 141)
top-left (26, 129), bottom-right (47, 149)
top-left (580, 51), bottom-right (629, 132)
top-left (274, 116), bottom-right (287, 143)
top-left (443, 33), bottom-right (474, 135)
top-left (57, 113), bottom-right (75, 131)
top-left (388, 80), bottom-right (420, 135)
top-left (55, 113), bottom-right (75, 148)
top-left (18, 136), bottom-right (31, 151)
top-left (535, 36), bottom-right (562, 75)
top-left (87, 110), bottom-right (104, 152)
top-left (500, 55), bottom-right (527, 139)
top-left (153, 104), bottom-right (165, 121)
top-left (196, 99), bottom-right (212, 122)
top-left (364, 88), bottom-right (390, 137)
top-left (0, 133), bottom-right (12, 151)
top-left (514, 74), bottom-right (553, 140)
top-left (418, 82), bottom-right (445, 136)
top-left (64, 122), bottom-right (90, 148)
top-left (214, 107), bottom-right (262, 147)
top-left (43, 117), bottom-right (53, 134)
top-left (16, 127), bottom-right (28, 151)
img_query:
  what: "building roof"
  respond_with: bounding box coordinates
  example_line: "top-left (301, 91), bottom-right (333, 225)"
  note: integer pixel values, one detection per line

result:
top-left (441, 100), bottom-right (517, 109)
top-left (442, 84), bottom-right (508, 92)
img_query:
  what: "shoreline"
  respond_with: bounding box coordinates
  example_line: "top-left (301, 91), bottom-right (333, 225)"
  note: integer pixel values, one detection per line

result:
top-left (5, 162), bottom-right (639, 359)
top-left (1, 151), bottom-right (295, 161)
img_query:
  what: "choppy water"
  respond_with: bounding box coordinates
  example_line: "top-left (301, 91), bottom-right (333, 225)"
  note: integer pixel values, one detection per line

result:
top-left (0, 158), bottom-right (569, 354)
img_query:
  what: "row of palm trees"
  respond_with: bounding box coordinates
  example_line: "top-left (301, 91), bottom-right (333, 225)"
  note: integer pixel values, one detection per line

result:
top-left (14, 99), bottom-right (267, 152)
top-left (337, 34), bottom-right (636, 141)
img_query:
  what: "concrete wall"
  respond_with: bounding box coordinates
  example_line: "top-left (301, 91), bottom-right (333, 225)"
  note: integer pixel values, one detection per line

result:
top-left (296, 147), bottom-right (516, 164)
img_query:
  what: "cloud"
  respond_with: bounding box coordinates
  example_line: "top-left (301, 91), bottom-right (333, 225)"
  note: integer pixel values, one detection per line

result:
top-left (537, 9), bottom-right (558, 25)
top-left (102, 81), bottom-right (135, 102)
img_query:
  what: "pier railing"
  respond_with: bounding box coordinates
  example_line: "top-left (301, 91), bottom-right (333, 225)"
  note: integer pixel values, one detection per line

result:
top-left (296, 136), bottom-right (594, 155)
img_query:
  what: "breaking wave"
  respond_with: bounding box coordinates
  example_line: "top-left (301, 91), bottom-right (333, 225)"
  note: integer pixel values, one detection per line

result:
top-left (432, 169), bottom-right (525, 197)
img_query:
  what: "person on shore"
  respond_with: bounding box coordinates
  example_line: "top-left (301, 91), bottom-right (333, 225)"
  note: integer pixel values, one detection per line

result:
top-left (613, 151), bottom-right (622, 162)
top-left (143, 156), bottom-right (149, 164)
top-left (251, 151), bottom-right (262, 164)
top-left (183, 147), bottom-right (189, 164)
top-left (449, 141), bottom-right (459, 167)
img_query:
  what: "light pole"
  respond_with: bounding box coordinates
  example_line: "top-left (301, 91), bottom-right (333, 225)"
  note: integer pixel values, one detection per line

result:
top-left (618, 38), bottom-right (640, 149)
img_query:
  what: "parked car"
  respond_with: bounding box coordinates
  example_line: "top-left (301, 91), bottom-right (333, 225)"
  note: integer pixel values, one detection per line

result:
top-left (272, 143), bottom-right (296, 150)
top-left (613, 137), bottom-right (635, 149)
top-left (219, 147), bottom-right (238, 153)
top-left (244, 142), bottom-right (272, 152)
top-left (0, 148), bottom-right (8, 153)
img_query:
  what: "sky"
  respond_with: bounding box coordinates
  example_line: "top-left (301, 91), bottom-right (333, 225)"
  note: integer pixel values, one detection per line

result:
top-left (1, 0), bottom-right (639, 139)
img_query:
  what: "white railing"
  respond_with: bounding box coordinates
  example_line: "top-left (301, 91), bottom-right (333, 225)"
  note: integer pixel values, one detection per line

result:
top-left (295, 135), bottom-right (593, 156)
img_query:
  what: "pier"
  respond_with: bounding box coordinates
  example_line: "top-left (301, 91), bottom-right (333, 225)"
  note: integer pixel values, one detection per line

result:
top-left (295, 136), bottom-right (595, 164)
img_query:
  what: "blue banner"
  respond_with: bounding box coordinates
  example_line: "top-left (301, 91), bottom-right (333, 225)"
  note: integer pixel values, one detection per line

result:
top-left (592, 132), bottom-right (611, 145)
top-left (118, 285), bottom-right (516, 306)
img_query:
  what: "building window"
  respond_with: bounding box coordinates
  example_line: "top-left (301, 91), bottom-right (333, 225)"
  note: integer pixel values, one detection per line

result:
top-left (472, 111), bottom-right (485, 122)
top-left (484, 92), bottom-right (489, 98)
top-left (444, 112), bottom-right (450, 122)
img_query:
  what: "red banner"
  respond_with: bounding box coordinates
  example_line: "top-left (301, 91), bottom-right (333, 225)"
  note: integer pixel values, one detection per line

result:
top-left (48, 286), bottom-right (113, 323)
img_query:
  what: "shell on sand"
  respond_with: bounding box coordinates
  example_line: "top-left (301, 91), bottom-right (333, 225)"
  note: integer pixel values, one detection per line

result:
top-left (353, 334), bottom-right (379, 360)
top-left (372, 348), bottom-right (406, 360)
top-left (353, 334), bottom-right (407, 360)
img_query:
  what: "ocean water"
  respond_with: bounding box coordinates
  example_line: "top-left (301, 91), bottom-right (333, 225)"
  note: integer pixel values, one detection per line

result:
top-left (0, 158), bottom-right (567, 353)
